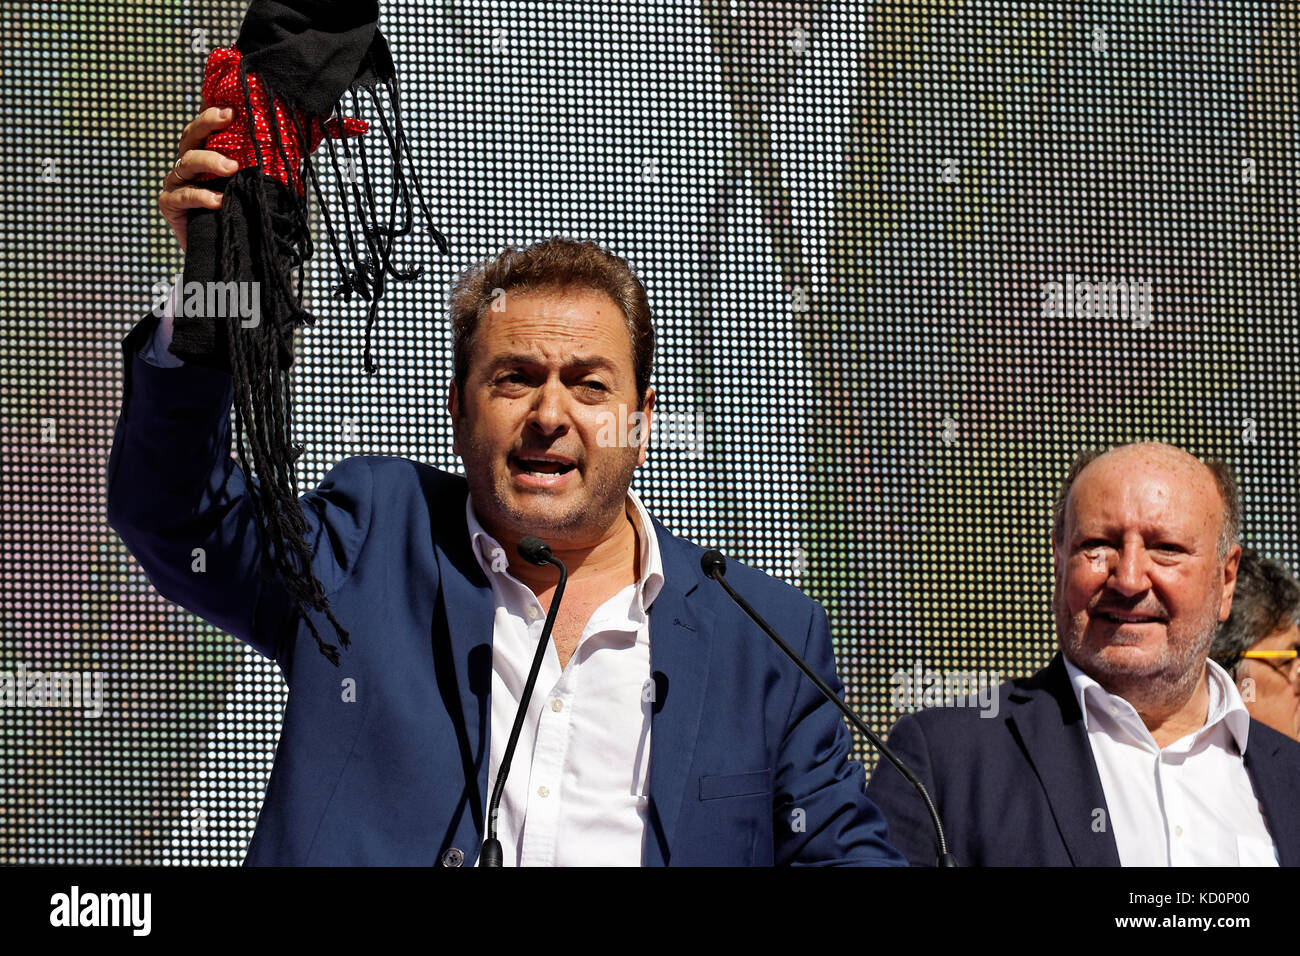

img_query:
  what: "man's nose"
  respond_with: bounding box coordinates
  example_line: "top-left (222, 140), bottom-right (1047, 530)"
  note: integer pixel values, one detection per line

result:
top-left (1109, 543), bottom-right (1152, 595)
top-left (527, 379), bottom-right (570, 436)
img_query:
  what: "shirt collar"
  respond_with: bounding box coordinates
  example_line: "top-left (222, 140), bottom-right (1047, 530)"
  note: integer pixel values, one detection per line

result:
top-left (1062, 653), bottom-right (1252, 753)
top-left (464, 488), bottom-right (664, 619)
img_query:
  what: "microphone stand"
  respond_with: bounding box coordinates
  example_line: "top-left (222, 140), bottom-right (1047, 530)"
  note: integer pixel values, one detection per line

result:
top-left (702, 549), bottom-right (957, 867)
top-left (478, 536), bottom-right (568, 867)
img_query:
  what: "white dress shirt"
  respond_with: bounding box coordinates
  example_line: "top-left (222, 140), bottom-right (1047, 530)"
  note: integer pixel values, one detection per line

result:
top-left (466, 491), bottom-right (664, 866)
top-left (1063, 655), bottom-right (1278, 866)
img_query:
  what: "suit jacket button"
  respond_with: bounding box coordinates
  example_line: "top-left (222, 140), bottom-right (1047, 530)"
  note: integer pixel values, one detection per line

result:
top-left (440, 847), bottom-right (464, 868)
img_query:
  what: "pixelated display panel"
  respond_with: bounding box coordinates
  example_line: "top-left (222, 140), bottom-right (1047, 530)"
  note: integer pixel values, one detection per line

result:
top-left (0, 2), bottom-right (1295, 862)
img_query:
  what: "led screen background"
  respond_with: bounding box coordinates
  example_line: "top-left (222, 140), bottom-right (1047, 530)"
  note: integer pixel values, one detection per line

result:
top-left (1, 1), bottom-right (1295, 862)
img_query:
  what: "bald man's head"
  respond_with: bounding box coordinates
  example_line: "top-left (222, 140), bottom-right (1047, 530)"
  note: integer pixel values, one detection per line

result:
top-left (1051, 441), bottom-right (1243, 714)
top-left (1052, 443), bottom-right (1239, 559)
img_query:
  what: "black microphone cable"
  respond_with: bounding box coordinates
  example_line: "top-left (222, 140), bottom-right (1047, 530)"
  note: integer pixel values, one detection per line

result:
top-left (478, 535), bottom-right (568, 867)
top-left (701, 548), bottom-right (956, 867)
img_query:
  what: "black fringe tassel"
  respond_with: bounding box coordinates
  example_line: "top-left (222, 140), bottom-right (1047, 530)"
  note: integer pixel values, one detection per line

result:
top-left (217, 50), bottom-right (448, 666)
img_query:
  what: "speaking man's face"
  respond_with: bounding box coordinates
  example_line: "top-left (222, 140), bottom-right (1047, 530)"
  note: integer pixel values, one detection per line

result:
top-left (1052, 446), bottom-right (1240, 703)
top-left (449, 286), bottom-right (653, 549)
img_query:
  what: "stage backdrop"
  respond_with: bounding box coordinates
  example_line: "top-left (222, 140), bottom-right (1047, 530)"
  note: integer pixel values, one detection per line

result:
top-left (1, 1), bottom-right (1295, 863)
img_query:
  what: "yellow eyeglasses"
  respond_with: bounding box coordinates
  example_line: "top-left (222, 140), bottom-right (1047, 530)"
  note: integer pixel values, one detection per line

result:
top-left (1242, 649), bottom-right (1300, 679)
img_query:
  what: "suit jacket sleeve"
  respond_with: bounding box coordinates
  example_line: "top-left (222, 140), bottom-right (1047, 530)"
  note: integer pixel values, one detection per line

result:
top-left (864, 711), bottom-right (944, 866)
top-left (139, 276), bottom-right (187, 368)
top-left (774, 603), bottom-right (907, 866)
top-left (106, 311), bottom-right (375, 661)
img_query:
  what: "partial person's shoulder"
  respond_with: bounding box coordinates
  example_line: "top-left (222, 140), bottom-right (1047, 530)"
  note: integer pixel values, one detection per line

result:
top-left (651, 517), bottom-right (817, 611)
top-left (724, 553), bottom-right (817, 610)
top-left (1247, 718), bottom-right (1300, 765)
top-left (336, 454), bottom-right (467, 495)
top-left (309, 455), bottom-right (469, 528)
top-left (889, 661), bottom-right (1061, 736)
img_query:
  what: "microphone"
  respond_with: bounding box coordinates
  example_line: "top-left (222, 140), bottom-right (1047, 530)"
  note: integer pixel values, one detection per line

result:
top-left (700, 549), bottom-right (957, 867)
top-left (517, 535), bottom-right (553, 566)
top-left (478, 535), bottom-right (569, 867)
top-left (700, 549), bottom-right (726, 579)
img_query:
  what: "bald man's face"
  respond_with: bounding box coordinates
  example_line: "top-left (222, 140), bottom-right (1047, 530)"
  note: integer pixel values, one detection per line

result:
top-left (1052, 447), bottom-right (1240, 702)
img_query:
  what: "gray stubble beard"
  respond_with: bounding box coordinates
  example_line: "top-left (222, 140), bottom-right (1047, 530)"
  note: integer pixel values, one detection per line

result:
top-left (1055, 597), bottom-right (1219, 717)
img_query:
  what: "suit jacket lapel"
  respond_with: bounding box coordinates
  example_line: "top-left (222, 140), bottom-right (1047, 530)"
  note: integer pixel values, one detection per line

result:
top-left (428, 495), bottom-right (716, 865)
top-left (1009, 655), bottom-right (1121, 866)
top-left (427, 476), bottom-right (496, 855)
top-left (643, 520), bottom-right (715, 866)
top-left (1243, 722), bottom-right (1300, 866)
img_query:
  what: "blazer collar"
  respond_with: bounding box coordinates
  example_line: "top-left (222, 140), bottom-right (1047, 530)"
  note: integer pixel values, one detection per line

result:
top-left (642, 516), bottom-right (716, 866)
top-left (1008, 653), bottom-right (1122, 866)
top-left (427, 475), bottom-right (496, 862)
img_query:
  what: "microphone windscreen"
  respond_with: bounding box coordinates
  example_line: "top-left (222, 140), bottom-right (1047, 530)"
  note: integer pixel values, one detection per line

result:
top-left (518, 535), bottom-right (553, 566)
top-left (700, 549), bottom-right (727, 578)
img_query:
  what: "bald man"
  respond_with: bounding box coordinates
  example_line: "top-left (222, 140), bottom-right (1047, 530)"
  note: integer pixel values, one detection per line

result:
top-left (867, 442), bottom-right (1300, 866)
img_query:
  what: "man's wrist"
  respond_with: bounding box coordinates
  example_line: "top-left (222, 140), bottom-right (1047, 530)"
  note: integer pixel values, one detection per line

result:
top-left (138, 277), bottom-right (187, 369)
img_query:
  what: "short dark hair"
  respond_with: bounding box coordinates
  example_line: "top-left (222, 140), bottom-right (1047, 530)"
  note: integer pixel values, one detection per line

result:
top-left (1050, 444), bottom-right (1240, 559)
top-left (1211, 549), bottom-right (1300, 673)
top-left (447, 237), bottom-right (655, 401)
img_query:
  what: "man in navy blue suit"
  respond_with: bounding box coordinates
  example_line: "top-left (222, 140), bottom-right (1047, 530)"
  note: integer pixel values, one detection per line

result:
top-left (867, 442), bottom-right (1300, 866)
top-left (106, 105), bottom-right (905, 866)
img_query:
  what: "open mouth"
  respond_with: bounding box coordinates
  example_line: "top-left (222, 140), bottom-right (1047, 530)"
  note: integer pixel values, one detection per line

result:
top-left (511, 456), bottom-right (577, 477)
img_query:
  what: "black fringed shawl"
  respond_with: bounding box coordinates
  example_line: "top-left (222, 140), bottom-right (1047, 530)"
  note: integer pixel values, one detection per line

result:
top-left (172, 0), bottom-right (448, 664)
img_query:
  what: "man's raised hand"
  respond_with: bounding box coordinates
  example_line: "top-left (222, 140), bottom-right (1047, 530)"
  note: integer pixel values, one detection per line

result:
top-left (157, 106), bottom-right (240, 254)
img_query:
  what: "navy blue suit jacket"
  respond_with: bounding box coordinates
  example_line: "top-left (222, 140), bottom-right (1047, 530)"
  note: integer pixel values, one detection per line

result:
top-left (106, 313), bottom-right (905, 866)
top-left (866, 653), bottom-right (1300, 866)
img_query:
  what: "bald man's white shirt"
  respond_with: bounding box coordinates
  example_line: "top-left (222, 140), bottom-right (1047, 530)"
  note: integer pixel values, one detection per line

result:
top-left (1064, 656), bottom-right (1278, 866)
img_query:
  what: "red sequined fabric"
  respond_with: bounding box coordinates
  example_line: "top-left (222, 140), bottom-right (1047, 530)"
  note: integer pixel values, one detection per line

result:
top-left (195, 46), bottom-right (368, 194)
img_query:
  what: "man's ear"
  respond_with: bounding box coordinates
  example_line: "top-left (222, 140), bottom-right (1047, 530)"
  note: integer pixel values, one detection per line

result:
top-left (1219, 543), bottom-right (1242, 622)
top-left (635, 387), bottom-right (656, 467)
top-left (447, 380), bottom-right (461, 456)
top-left (1050, 534), bottom-right (1064, 596)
